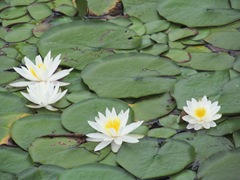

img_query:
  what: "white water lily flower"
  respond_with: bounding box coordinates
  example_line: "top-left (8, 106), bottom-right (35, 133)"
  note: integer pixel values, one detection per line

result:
top-left (21, 82), bottom-right (67, 111)
top-left (182, 95), bottom-right (222, 130)
top-left (10, 51), bottom-right (73, 87)
top-left (86, 108), bottom-right (144, 153)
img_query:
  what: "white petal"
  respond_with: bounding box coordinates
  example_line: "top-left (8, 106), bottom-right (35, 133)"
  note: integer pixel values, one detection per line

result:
top-left (13, 67), bottom-right (37, 81)
top-left (194, 124), bottom-right (203, 130)
top-left (45, 105), bottom-right (58, 111)
top-left (127, 134), bottom-right (144, 139)
top-left (94, 140), bottom-right (112, 151)
top-left (48, 68), bottom-right (73, 81)
top-left (88, 121), bottom-right (103, 132)
top-left (120, 135), bottom-right (140, 143)
top-left (86, 133), bottom-right (111, 140)
top-left (209, 121), bottom-right (217, 127)
top-left (182, 115), bottom-right (193, 122)
top-left (119, 109), bottom-right (129, 127)
top-left (47, 55), bottom-right (61, 76)
top-left (26, 104), bottom-right (43, 109)
top-left (21, 91), bottom-right (39, 104)
top-left (86, 137), bottom-right (102, 142)
top-left (121, 121), bottom-right (143, 135)
top-left (9, 81), bottom-right (36, 87)
top-left (202, 122), bottom-right (211, 129)
top-left (111, 141), bottom-right (122, 153)
top-left (114, 137), bottom-right (123, 145)
top-left (186, 124), bottom-right (195, 129)
top-left (211, 114), bottom-right (222, 121)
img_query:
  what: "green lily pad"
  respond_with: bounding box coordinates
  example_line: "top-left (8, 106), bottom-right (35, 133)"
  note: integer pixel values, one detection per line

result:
top-left (108, 17), bottom-right (132, 27)
top-left (178, 52), bottom-right (235, 71)
top-left (11, 114), bottom-right (69, 150)
top-left (122, 0), bottom-right (162, 23)
top-left (55, 5), bottom-right (77, 16)
top-left (231, 0), bottom-right (240, 9)
top-left (168, 41), bottom-right (186, 49)
top-left (0, 1), bottom-right (9, 11)
top-left (164, 49), bottom-right (190, 63)
top-left (171, 170), bottom-right (196, 180)
top-left (29, 137), bottom-right (110, 168)
top-left (67, 90), bottom-right (97, 103)
top-left (0, 147), bottom-right (33, 174)
top-left (233, 56), bottom-right (240, 72)
top-left (157, 0), bottom-right (240, 27)
top-left (130, 93), bottom-right (176, 122)
top-left (0, 113), bottom-right (29, 145)
top-left (15, 43), bottom-right (38, 60)
top-left (207, 117), bottom-right (240, 136)
top-left (17, 165), bottom-right (65, 180)
top-left (10, 0), bottom-right (35, 6)
top-left (168, 28), bottom-right (197, 41)
top-left (137, 35), bottom-right (154, 50)
top-left (145, 20), bottom-right (170, 34)
top-left (2, 14), bottom-right (31, 27)
top-left (141, 43), bottom-right (169, 55)
top-left (0, 172), bottom-right (15, 180)
top-left (1, 47), bottom-right (19, 59)
top-left (33, 22), bottom-right (51, 38)
top-left (4, 24), bottom-right (35, 42)
top-left (37, 20), bottom-right (140, 70)
top-left (173, 132), bottom-right (233, 163)
top-left (150, 32), bottom-right (168, 43)
top-left (233, 130), bottom-right (240, 147)
top-left (61, 97), bottom-right (133, 134)
top-left (0, 92), bottom-right (30, 114)
top-left (205, 31), bottom-right (240, 50)
top-left (87, 0), bottom-right (120, 16)
top-left (159, 114), bottom-right (186, 130)
top-left (116, 138), bottom-right (195, 179)
top-left (197, 148), bottom-right (240, 180)
top-left (148, 127), bottom-right (177, 138)
top-left (172, 71), bottom-right (229, 109)
top-left (0, 6), bottom-right (27, 19)
top-left (191, 28), bottom-right (210, 40)
top-left (59, 164), bottom-right (135, 180)
top-left (100, 152), bottom-right (118, 166)
top-left (128, 17), bottom-right (146, 36)
top-left (82, 53), bottom-right (180, 98)
top-left (27, 3), bottom-right (52, 20)
top-left (0, 56), bottom-right (19, 70)
top-left (0, 71), bottom-right (19, 85)
top-left (218, 77), bottom-right (240, 114)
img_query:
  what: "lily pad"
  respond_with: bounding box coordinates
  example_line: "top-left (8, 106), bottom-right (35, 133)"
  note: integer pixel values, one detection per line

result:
top-left (128, 17), bottom-right (146, 36)
top-left (0, 6), bottom-right (27, 19)
top-left (141, 44), bottom-right (169, 55)
top-left (82, 53), bottom-right (180, 98)
top-left (148, 127), bottom-right (177, 138)
top-left (198, 148), bottom-right (240, 180)
top-left (168, 28), bottom-right (197, 41)
top-left (122, 0), bottom-right (161, 23)
top-left (27, 3), bottom-right (52, 20)
top-left (17, 165), bottom-right (65, 180)
top-left (10, 0), bottom-right (35, 6)
top-left (55, 5), bottom-right (77, 16)
top-left (67, 90), bottom-right (97, 103)
top-left (218, 77), bottom-right (240, 114)
top-left (233, 55), bottom-right (240, 72)
top-left (173, 132), bottom-right (233, 163)
top-left (87, 0), bottom-right (120, 16)
top-left (0, 113), bottom-right (29, 145)
top-left (11, 114), bottom-right (69, 150)
top-left (29, 137), bottom-right (110, 168)
top-left (61, 97), bottom-right (133, 134)
top-left (116, 138), bottom-right (195, 179)
top-left (145, 20), bottom-right (170, 34)
top-left (178, 52), bottom-right (235, 71)
top-left (157, 0), bottom-right (240, 27)
top-left (150, 32), bottom-right (168, 43)
top-left (172, 71), bottom-right (229, 109)
top-left (159, 114), bottom-right (186, 130)
top-left (59, 163), bottom-right (135, 180)
top-left (164, 49), bottom-right (190, 63)
top-left (233, 130), bottom-right (240, 147)
top-left (129, 93), bottom-right (176, 122)
top-left (171, 170), bottom-right (196, 180)
top-left (0, 56), bottom-right (19, 70)
top-left (2, 14), bottom-right (31, 27)
top-left (0, 147), bottom-right (33, 174)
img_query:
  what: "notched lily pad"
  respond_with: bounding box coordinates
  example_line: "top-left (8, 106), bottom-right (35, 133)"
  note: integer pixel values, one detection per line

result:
top-left (82, 53), bottom-right (180, 98)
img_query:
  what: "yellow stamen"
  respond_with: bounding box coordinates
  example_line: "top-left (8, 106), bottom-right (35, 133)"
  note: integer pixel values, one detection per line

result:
top-left (29, 67), bottom-right (39, 79)
top-left (37, 63), bottom-right (46, 70)
top-left (105, 118), bottom-right (121, 133)
top-left (195, 107), bottom-right (206, 119)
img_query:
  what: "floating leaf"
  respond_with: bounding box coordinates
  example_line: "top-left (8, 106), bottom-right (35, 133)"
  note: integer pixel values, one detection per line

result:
top-left (61, 97), bottom-right (133, 134)
top-left (67, 90), bottom-right (97, 103)
top-left (0, 7), bottom-right (27, 19)
top-left (145, 20), bottom-right (170, 34)
top-left (116, 138), bottom-right (195, 179)
top-left (173, 132), bottom-right (233, 163)
top-left (59, 163), bottom-right (135, 180)
top-left (4, 24), bottom-right (35, 42)
top-left (11, 114), bottom-right (69, 150)
top-left (29, 138), bottom-right (110, 168)
top-left (233, 130), bottom-right (240, 147)
top-left (0, 147), bottom-right (33, 174)
top-left (0, 172), bottom-right (15, 180)
top-left (82, 53), bottom-right (180, 98)
top-left (218, 77), bottom-right (240, 114)
top-left (0, 56), bottom-right (19, 71)
top-left (122, 0), bottom-right (161, 23)
top-left (150, 32), bottom-right (168, 43)
top-left (55, 5), bottom-right (77, 16)
top-left (172, 71), bottom-right (229, 109)
top-left (27, 3), bottom-right (52, 20)
top-left (198, 148), bottom-right (240, 180)
top-left (178, 52), bottom-right (235, 71)
top-left (141, 44), bottom-right (169, 55)
top-left (2, 14), bottom-right (31, 27)
top-left (130, 93), bottom-right (176, 122)
top-left (231, 0), bottom-right (240, 10)
top-left (157, 0), bottom-right (240, 27)
top-left (129, 17), bottom-right (146, 36)
top-left (0, 113), bottom-right (29, 145)
top-left (171, 170), bottom-right (196, 180)
top-left (164, 49), bottom-right (190, 63)
top-left (159, 114), bottom-right (186, 130)
top-left (10, 0), bottom-right (35, 6)
top-left (168, 28), bottom-right (197, 41)
top-left (233, 56), bottom-right (240, 72)
top-left (17, 165), bottom-right (65, 180)
top-left (148, 127), bottom-right (177, 138)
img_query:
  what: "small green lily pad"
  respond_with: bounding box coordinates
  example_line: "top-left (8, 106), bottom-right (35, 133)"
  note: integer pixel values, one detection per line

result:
top-left (27, 3), bottom-right (52, 20)
top-left (148, 127), bottom-right (177, 138)
top-left (0, 7), bottom-right (27, 19)
top-left (168, 28), bottom-right (197, 41)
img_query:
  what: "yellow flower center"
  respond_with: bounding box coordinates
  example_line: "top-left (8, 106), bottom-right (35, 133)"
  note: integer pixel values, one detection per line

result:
top-left (195, 107), bottom-right (206, 119)
top-left (29, 67), bottom-right (39, 79)
top-left (105, 118), bottom-right (121, 133)
top-left (37, 63), bottom-right (46, 70)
